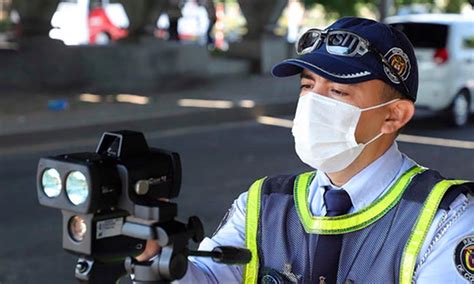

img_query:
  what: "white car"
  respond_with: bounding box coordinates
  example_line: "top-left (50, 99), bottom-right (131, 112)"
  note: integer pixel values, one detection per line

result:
top-left (386, 14), bottom-right (474, 127)
top-left (50, 0), bottom-right (90, 45)
top-left (50, 0), bottom-right (129, 46)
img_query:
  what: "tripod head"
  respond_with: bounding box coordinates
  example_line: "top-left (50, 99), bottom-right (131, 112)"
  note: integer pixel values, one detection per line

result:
top-left (36, 130), bottom-right (251, 283)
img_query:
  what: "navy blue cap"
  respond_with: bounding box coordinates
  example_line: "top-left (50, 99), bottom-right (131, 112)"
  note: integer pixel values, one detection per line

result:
top-left (272, 17), bottom-right (418, 101)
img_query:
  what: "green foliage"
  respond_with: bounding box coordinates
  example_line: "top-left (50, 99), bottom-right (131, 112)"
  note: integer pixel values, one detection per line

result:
top-left (302, 0), bottom-right (468, 18)
top-left (444, 0), bottom-right (467, 13)
top-left (394, 0), bottom-right (434, 6)
top-left (0, 20), bottom-right (12, 33)
top-left (302, 0), bottom-right (370, 17)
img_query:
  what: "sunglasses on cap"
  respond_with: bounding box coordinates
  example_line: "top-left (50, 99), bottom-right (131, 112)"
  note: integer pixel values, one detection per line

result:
top-left (295, 28), bottom-right (410, 97)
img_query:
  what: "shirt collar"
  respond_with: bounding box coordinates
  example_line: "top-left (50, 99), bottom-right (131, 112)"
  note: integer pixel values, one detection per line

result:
top-left (315, 142), bottom-right (404, 212)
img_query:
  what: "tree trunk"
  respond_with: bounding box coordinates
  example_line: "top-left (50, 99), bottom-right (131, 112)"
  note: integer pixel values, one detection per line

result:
top-left (378, 0), bottom-right (394, 20)
top-left (117, 0), bottom-right (166, 38)
top-left (237, 0), bottom-right (287, 39)
top-left (230, 0), bottom-right (290, 73)
top-left (11, 0), bottom-right (59, 37)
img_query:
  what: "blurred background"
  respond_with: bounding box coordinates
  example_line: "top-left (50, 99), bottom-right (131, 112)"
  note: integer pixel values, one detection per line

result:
top-left (0, 0), bottom-right (473, 283)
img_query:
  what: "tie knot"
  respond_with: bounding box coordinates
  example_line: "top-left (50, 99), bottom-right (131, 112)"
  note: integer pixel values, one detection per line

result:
top-left (323, 187), bottom-right (353, 216)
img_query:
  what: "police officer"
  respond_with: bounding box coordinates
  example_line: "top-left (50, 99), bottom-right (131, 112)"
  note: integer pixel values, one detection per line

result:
top-left (140, 17), bottom-right (474, 283)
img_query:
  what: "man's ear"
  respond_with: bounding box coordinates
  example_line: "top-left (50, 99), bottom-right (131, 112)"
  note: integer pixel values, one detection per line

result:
top-left (381, 100), bottom-right (415, 134)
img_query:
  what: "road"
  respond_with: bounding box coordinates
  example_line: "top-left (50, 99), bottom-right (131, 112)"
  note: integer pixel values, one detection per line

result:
top-left (0, 116), bottom-right (473, 283)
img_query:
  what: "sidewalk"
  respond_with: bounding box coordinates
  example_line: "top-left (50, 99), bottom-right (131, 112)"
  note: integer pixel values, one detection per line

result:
top-left (0, 74), bottom-right (298, 149)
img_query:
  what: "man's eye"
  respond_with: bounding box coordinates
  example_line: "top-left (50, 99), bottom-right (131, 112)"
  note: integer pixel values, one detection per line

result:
top-left (300, 84), bottom-right (312, 90)
top-left (330, 88), bottom-right (348, 96)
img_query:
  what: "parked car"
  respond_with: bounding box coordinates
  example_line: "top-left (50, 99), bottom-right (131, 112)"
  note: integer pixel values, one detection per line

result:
top-left (88, 2), bottom-right (128, 45)
top-left (386, 14), bottom-right (474, 127)
top-left (50, 0), bottom-right (89, 45)
top-left (50, 0), bottom-right (128, 46)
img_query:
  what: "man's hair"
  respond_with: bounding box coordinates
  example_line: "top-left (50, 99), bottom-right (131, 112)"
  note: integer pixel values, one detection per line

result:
top-left (382, 83), bottom-right (404, 101)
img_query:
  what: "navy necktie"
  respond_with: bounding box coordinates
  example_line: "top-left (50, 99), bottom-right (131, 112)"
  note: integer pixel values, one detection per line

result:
top-left (314, 187), bottom-right (353, 284)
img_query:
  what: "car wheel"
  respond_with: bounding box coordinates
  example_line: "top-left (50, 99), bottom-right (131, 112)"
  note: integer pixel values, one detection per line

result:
top-left (450, 90), bottom-right (470, 127)
top-left (95, 32), bottom-right (111, 45)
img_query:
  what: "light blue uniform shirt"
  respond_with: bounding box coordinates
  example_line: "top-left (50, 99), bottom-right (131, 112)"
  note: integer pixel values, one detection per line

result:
top-left (178, 143), bottom-right (474, 283)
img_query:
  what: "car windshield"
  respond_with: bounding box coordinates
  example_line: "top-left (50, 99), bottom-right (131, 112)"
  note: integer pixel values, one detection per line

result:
top-left (390, 22), bottom-right (448, 48)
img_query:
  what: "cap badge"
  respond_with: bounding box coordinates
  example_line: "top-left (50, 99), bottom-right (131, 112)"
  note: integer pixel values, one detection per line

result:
top-left (383, 47), bottom-right (411, 84)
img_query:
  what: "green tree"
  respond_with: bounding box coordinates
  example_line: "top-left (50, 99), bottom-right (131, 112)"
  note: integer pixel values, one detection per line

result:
top-left (302, 0), bottom-right (455, 18)
top-left (394, 0), bottom-right (434, 6)
top-left (444, 0), bottom-right (467, 13)
top-left (302, 0), bottom-right (371, 18)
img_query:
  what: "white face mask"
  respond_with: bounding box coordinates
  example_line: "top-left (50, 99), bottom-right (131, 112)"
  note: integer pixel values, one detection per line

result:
top-left (292, 92), bottom-right (399, 173)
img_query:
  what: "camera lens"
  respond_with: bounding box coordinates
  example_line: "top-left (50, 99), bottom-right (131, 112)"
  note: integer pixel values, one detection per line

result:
top-left (42, 168), bottom-right (62, 198)
top-left (66, 171), bottom-right (89, 206)
top-left (68, 215), bottom-right (87, 242)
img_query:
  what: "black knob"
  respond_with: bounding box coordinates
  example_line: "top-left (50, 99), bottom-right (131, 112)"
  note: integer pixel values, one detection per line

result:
top-left (212, 246), bottom-right (252, 264)
top-left (169, 254), bottom-right (188, 279)
top-left (187, 216), bottom-right (204, 243)
top-left (76, 261), bottom-right (89, 274)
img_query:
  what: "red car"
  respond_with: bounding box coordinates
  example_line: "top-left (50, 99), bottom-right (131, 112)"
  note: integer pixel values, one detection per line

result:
top-left (88, 7), bottom-right (128, 45)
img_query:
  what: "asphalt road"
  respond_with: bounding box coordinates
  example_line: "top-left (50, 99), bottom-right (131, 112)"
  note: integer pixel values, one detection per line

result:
top-left (0, 116), bottom-right (473, 283)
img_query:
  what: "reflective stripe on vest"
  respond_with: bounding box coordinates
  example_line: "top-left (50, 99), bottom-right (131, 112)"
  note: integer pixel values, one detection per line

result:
top-left (399, 179), bottom-right (469, 284)
top-left (243, 177), bottom-right (266, 284)
top-left (243, 166), bottom-right (470, 284)
top-left (294, 165), bottom-right (426, 235)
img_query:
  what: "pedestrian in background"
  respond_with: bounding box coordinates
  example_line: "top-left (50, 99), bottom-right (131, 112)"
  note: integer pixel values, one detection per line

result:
top-left (198, 0), bottom-right (216, 47)
top-left (166, 0), bottom-right (182, 41)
